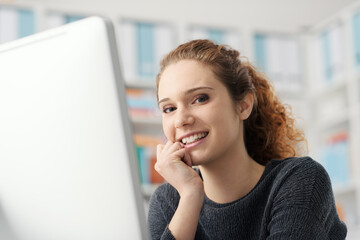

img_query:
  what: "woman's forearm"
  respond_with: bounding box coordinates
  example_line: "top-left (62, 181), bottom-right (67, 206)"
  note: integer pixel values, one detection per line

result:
top-left (168, 189), bottom-right (204, 240)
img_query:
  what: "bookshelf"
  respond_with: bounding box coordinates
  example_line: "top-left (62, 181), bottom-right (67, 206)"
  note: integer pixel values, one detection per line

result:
top-left (253, 31), bottom-right (309, 140)
top-left (304, 2), bottom-right (360, 237)
top-left (0, 2), bottom-right (312, 195)
top-left (44, 11), bottom-right (86, 29)
top-left (115, 18), bottom-right (175, 192)
top-left (253, 32), bottom-right (303, 93)
top-left (188, 25), bottom-right (242, 52)
top-left (2, 2), bottom-right (360, 237)
top-left (118, 18), bottom-right (175, 86)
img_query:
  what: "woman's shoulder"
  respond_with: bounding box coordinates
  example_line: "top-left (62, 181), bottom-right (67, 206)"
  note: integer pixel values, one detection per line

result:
top-left (268, 156), bottom-right (335, 211)
top-left (270, 156), bottom-right (332, 190)
top-left (268, 156), bottom-right (329, 181)
top-left (264, 157), bottom-right (347, 238)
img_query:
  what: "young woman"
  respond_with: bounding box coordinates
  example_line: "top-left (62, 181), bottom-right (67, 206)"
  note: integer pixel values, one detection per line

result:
top-left (148, 39), bottom-right (347, 240)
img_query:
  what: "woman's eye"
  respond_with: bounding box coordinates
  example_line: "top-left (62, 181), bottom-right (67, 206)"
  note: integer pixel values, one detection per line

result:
top-left (163, 106), bottom-right (176, 113)
top-left (194, 94), bottom-right (209, 104)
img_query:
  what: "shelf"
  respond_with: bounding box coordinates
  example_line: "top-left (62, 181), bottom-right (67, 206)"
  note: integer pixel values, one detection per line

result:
top-left (131, 117), bottom-right (163, 136)
top-left (277, 89), bottom-right (307, 101)
top-left (125, 80), bottom-right (157, 90)
top-left (131, 116), bottom-right (162, 126)
top-left (312, 79), bottom-right (347, 98)
top-left (334, 182), bottom-right (357, 197)
top-left (316, 108), bottom-right (349, 132)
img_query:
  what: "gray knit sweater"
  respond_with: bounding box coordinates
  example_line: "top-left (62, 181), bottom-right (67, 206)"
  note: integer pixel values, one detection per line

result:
top-left (148, 157), bottom-right (347, 239)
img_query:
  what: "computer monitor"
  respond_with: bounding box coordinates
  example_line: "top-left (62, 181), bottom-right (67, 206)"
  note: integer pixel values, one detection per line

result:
top-left (0, 16), bottom-right (150, 240)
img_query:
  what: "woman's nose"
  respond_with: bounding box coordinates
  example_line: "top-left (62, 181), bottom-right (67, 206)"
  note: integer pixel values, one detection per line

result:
top-left (174, 108), bottom-right (195, 128)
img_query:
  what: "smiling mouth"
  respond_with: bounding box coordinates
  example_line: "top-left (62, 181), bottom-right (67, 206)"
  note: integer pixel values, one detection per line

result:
top-left (181, 132), bottom-right (208, 145)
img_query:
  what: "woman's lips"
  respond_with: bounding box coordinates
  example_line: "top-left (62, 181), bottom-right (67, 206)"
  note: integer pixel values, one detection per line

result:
top-left (183, 134), bottom-right (208, 149)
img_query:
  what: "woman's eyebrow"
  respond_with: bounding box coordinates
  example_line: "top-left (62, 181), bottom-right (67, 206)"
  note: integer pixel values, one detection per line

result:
top-left (158, 97), bottom-right (170, 106)
top-left (185, 86), bottom-right (214, 95)
top-left (158, 86), bottom-right (214, 105)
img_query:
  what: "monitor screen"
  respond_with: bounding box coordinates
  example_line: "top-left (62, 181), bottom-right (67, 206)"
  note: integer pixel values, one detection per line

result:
top-left (0, 17), bottom-right (149, 240)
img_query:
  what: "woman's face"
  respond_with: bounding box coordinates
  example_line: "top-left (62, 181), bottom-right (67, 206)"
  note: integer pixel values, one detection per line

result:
top-left (158, 60), bottom-right (245, 166)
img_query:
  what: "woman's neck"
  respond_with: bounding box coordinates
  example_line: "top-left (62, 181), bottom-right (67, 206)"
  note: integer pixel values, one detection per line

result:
top-left (199, 152), bottom-right (265, 204)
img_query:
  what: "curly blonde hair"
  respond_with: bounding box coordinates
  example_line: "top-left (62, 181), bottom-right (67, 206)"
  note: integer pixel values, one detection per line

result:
top-left (156, 39), bottom-right (307, 165)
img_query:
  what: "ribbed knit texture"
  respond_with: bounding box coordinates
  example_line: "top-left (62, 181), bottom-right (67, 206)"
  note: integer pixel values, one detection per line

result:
top-left (148, 157), bottom-right (347, 240)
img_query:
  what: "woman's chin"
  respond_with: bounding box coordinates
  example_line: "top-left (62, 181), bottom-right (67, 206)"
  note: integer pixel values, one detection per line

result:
top-left (188, 152), bottom-right (207, 166)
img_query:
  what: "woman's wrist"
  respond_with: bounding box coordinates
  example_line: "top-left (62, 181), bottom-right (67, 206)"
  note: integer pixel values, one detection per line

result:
top-left (179, 179), bottom-right (204, 197)
top-left (168, 185), bottom-right (204, 240)
top-left (179, 184), bottom-right (205, 207)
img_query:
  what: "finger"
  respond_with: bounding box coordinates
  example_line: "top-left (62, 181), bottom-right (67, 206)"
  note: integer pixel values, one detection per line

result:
top-left (173, 148), bottom-right (192, 167)
top-left (182, 150), bottom-right (192, 167)
top-left (156, 144), bottom-right (165, 159)
top-left (172, 147), bottom-right (186, 159)
top-left (162, 139), bottom-right (174, 151)
top-left (167, 141), bottom-right (183, 153)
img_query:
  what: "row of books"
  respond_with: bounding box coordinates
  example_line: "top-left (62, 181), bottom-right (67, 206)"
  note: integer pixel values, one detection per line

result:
top-left (45, 12), bottom-right (85, 29)
top-left (3, 4), bottom-right (360, 86)
top-left (188, 26), bottom-right (242, 54)
top-left (126, 88), bottom-right (160, 119)
top-left (134, 134), bottom-right (164, 184)
top-left (0, 6), bottom-right (86, 44)
top-left (320, 131), bottom-right (350, 187)
top-left (118, 20), bottom-right (175, 81)
top-left (254, 34), bottom-right (302, 92)
top-left (0, 5), bottom-right (302, 93)
top-left (313, 24), bottom-right (345, 87)
top-left (118, 22), bottom-right (244, 82)
top-left (312, 11), bottom-right (360, 86)
top-left (0, 6), bottom-right (35, 44)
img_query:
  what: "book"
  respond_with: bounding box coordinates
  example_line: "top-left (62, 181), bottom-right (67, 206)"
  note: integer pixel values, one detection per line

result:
top-left (320, 131), bottom-right (350, 187)
top-left (118, 20), bottom-right (174, 81)
top-left (134, 134), bottom-right (164, 184)
top-left (254, 33), bottom-right (302, 92)
top-left (0, 7), bottom-right (35, 44)
top-left (126, 88), bottom-right (160, 119)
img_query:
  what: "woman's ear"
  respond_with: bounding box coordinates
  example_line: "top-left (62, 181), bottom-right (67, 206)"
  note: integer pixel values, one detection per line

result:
top-left (237, 93), bottom-right (254, 120)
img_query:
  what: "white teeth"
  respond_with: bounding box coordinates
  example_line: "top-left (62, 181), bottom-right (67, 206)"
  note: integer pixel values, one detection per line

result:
top-left (181, 132), bottom-right (207, 144)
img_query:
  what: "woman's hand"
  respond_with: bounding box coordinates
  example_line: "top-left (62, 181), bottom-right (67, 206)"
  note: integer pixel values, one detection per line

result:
top-left (155, 140), bottom-right (204, 239)
top-left (155, 140), bottom-right (204, 197)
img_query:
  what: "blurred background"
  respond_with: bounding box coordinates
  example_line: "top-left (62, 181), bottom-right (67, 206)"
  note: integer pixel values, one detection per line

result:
top-left (1, 0), bottom-right (360, 238)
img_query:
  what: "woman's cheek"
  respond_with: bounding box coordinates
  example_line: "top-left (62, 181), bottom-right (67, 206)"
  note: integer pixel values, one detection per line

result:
top-left (162, 121), bottom-right (173, 142)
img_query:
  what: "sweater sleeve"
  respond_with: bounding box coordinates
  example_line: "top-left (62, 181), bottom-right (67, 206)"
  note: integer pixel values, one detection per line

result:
top-left (147, 184), bottom-right (177, 240)
top-left (266, 157), bottom-right (347, 240)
